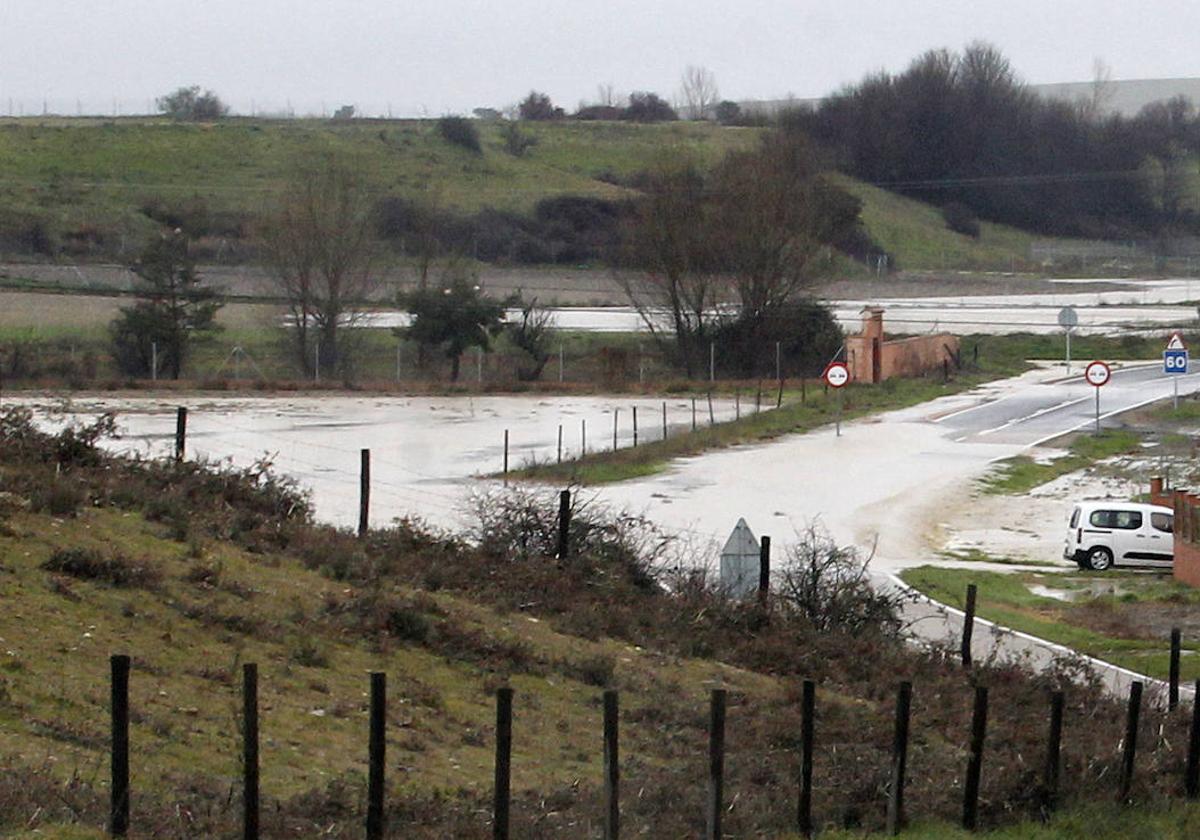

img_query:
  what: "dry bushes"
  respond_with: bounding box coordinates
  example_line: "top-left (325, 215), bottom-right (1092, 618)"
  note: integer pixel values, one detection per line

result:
top-left (42, 547), bottom-right (162, 589)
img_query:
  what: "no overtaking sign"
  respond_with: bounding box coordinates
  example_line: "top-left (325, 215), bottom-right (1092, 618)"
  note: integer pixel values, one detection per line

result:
top-left (1085, 360), bottom-right (1110, 434)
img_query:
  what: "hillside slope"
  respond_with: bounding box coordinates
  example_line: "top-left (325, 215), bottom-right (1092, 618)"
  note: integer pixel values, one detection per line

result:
top-left (2, 408), bottom-right (1197, 837)
top-left (0, 117), bottom-right (1055, 274)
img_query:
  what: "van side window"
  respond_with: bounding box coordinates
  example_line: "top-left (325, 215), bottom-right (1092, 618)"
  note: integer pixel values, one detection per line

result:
top-left (1114, 511), bottom-right (1142, 530)
top-left (1152, 512), bottom-right (1173, 533)
top-left (1090, 510), bottom-right (1142, 529)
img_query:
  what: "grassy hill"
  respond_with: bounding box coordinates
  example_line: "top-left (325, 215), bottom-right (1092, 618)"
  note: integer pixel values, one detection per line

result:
top-left (1, 407), bottom-right (1198, 837)
top-left (0, 116), bottom-right (1062, 274)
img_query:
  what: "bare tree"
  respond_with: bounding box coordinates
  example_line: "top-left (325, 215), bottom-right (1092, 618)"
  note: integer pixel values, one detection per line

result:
top-left (596, 83), bottom-right (618, 108)
top-left (506, 296), bottom-right (556, 381)
top-left (776, 525), bottom-right (905, 636)
top-left (707, 132), bottom-right (859, 364)
top-left (617, 156), bottom-right (725, 377)
top-left (262, 154), bottom-right (381, 376)
top-left (1083, 57), bottom-right (1115, 122)
top-left (679, 65), bottom-right (720, 120)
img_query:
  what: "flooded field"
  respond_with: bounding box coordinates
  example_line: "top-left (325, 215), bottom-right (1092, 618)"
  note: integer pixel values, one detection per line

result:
top-left (15, 394), bottom-right (746, 532)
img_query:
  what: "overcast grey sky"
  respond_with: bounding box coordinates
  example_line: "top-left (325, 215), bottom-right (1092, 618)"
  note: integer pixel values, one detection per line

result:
top-left (2, 0), bottom-right (1198, 117)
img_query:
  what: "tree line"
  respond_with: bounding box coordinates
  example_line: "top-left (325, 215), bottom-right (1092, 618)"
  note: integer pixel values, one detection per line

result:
top-left (108, 127), bottom-right (856, 385)
top-left (789, 42), bottom-right (1200, 239)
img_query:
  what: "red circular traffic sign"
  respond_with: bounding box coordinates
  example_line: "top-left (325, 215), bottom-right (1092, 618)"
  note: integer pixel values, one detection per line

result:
top-left (1084, 360), bottom-right (1111, 387)
top-left (823, 361), bottom-right (850, 388)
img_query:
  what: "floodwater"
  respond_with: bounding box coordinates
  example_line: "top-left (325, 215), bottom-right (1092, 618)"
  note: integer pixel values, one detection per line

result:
top-left (359, 278), bottom-right (1200, 336)
top-left (15, 394), bottom-right (748, 533)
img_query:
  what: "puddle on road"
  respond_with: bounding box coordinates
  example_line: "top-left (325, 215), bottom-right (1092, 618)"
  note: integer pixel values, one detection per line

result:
top-left (1029, 580), bottom-right (1132, 602)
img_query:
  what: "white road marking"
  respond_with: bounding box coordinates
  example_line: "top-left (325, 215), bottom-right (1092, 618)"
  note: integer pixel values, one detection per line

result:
top-left (975, 396), bottom-right (1091, 436)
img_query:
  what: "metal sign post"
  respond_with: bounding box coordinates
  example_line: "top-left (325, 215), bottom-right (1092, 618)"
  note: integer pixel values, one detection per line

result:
top-left (1085, 360), bottom-right (1111, 435)
top-left (823, 361), bottom-right (850, 437)
top-left (1058, 307), bottom-right (1078, 374)
top-left (1164, 332), bottom-right (1189, 410)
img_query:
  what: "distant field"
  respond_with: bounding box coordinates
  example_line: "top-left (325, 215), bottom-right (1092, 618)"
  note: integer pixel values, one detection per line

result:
top-left (0, 291), bottom-right (278, 331)
top-left (0, 116), bottom-right (1090, 276)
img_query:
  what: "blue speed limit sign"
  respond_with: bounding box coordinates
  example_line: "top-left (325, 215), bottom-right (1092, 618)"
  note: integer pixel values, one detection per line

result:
top-left (1165, 349), bottom-right (1188, 373)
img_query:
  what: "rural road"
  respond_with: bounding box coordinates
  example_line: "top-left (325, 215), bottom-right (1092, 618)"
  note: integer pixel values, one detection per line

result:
top-left (593, 361), bottom-right (1199, 571)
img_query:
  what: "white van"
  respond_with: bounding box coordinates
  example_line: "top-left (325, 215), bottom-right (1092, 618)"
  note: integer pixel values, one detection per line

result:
top-left (1064, 501), bottom-right (1174, 571)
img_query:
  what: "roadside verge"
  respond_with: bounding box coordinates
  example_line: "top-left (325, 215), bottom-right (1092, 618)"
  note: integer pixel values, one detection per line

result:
top-left (880, 571), bottom-right (1197, 705)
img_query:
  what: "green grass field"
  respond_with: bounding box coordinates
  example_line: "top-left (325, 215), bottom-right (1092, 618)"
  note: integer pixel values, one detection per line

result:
top-left (979, 430), bottom-right (1144, 495)
top-left (0, 116), bottom-right (1088, 274)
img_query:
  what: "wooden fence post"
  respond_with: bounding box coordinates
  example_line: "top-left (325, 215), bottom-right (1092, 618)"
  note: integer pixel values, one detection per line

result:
top-left (557, 425), bottom-right (563, 464)
top-left (1185, 678), bottom-right (1200, 799)
top-left (963, 685), bottom-right (989, 831)
top-left (691, 397), bottom-right (697, 431)
top-left (662, 401), bottom-right (667, 440)
top-left (494, 687), bottom-right (514, 840)
top-left (174, 406), bottom-right (187, 463)
top-left (557, 490), bottom-right (571, 560)
top-left (757, 536), bottom-right (771, 609)
top-left (503, 430), bottom-right (509, 475)
top-left (706, 689), bottom-right (727, 840)
top-left (632, 406), bottom-right (638, 447)
top-left (707, 392), bottom-right (714, 426)
top-left (961, 584), bottom-right (977, 668)
top-left (604, 690), bottom-right (620, 840)
top-left (886, 681), bottom-right (912, 835)
top-left (367, 672), bottom-right (386, 839)
top-left (1119, 681), bottom-right (1143, 802)
top-left (613, 409), bottom-right (619, 451)
top-left (109, 654), bottom-right (131, 837)
top-left (581, 419), bottom-right (587, 457)
top-left (1169, 628), bottom-right (1182, 712)
top-left (358, 448), bottom-right (370, 538)
top-left (1043, 691), bottom-right (1064, 816)
top-left (798, 679), bottom-right (815, 838)
top-left (243, 663), bottom-right (259, 840)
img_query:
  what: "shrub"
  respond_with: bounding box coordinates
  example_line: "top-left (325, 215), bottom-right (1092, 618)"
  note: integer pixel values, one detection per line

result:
top-left (386, 605), bottom-right (432, 642)
top-left (624, 92), bottom-right (677, 122)
top-left (42, 547), bottom-right (162, 589)
top-left (776, 525), bottom-right (906, 635)
top-left (29, 478), bottom-right (86, 517)
top-left (714, 100), bottom-right (743, 125)
top-left (710, 299), bottom-right (844, 378)
top-left (518, 91), bottom-right (563, 121)
top-left (288, 635), bottom-right (330, 668)
top-left (943, 201), bottom-right (981, 238)
top-left (156, 86), bottom-right (228, 121)
top-left (500, 121), bottom-right (538, 157)
top-left (437, 116), bottom-right (481, 154)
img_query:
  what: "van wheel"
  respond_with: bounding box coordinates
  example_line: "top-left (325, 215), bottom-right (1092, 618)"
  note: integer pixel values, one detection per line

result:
top-left (1086, 547), bottom-right (1114, 571)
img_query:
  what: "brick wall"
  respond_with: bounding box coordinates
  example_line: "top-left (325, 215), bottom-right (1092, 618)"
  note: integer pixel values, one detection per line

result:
top-left (1150, 477), bottom-right (1200, 587)
top-left (845, 307), bottom-right (960, 384)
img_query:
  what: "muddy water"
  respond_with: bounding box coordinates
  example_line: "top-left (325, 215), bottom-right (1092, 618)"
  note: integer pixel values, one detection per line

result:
top-left (16, 394), bottom-right (747, 533)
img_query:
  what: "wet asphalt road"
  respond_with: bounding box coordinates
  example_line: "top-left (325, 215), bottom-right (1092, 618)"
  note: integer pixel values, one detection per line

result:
top-left (935, 362), bottom-right (1200, 446)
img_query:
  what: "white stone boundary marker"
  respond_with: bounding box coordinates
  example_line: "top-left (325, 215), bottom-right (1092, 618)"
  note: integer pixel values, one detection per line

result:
top-left (879, 572), bottom-right (1197, 706)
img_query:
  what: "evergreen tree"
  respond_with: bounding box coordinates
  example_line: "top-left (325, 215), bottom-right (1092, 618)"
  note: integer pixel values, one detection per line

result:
top-left (110, 232), bottom-right (221, 379)
top-left (397, 268), bottom-right (506, 381)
